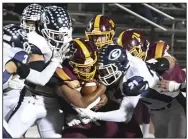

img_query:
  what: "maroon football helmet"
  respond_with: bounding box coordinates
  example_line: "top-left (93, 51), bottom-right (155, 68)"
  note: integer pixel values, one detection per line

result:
top-left (68, 38), bottom-right (98, 81)
top-left (85, 15), bottom-right (115, 48)
top-left (117, 29), bottom-right (149, 60)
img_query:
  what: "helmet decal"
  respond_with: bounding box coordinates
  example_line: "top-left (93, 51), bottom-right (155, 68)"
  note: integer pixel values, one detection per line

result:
top-left (108, 49), bottom-right (121, 61)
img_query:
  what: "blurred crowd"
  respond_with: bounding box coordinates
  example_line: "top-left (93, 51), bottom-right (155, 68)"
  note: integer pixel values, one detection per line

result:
top-left (3, 3), bottom-right (68, 22)
top-left (3, 3), bottom-right (186, 29)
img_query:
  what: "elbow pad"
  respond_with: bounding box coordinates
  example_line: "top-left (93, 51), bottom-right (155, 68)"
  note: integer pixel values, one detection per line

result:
top-left (147, 57), bottom-right (169, 75)
top-left (29, 60), bottom-right (45, 71)
top-left (11, 59), bottom-right (30, 79)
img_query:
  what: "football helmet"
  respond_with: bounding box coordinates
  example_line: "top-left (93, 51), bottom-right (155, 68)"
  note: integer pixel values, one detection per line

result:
top-left (85, 15), bottom-right (115, 48)
top-left (67, 38), bottom-right (98, 81)
top-left (117, 29), bottom-right (150, 61)
top-left (97, 44), bottom-right (130, 86)
top-left (3, 24), bottom-right (32, 54)
top-left (40, 6), bottom-right (72, 51)
top-left (21, 4), bottom-right (44, 33)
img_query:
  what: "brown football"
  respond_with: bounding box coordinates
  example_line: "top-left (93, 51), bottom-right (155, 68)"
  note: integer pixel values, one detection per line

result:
top-left (81, 82), bottom-right (97, 96)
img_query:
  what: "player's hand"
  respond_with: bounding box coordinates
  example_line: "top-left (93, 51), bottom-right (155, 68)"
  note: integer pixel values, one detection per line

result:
top-left (92, 94), bottom-right (108, 111)
top-left (159, 79), bottom-right (181, 92)
top-left (75, 108), bottom-right (99, 121)
top-left (65, 114), bottom-right (81, 127)
top-left (64, 80), bottom-right (80, 89)
top-left (8, 75), bottom-right (24, 90)
top-left (80, 117), bottom-right (92, 124)
top-left (51, 50), bottom-right (62, 64)
top-left (60, 42), bottom-right (70, 61)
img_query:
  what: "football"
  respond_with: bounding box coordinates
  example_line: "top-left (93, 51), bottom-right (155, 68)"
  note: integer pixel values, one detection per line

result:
top-left (80, 82), bottom-right (97, 96)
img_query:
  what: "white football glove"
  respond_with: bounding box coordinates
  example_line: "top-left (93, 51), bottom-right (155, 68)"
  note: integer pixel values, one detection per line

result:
top-left (51, 50), bottom-right (63, 64)
top-left (65, 113), bottom-right (92, 127)
top-left (80, 117), bottom-right (92, 124)
top-left (59, 42), bottom-right (70, 61)
top-left (65, 114), bottom-right (81, 127)
top-left (8, 75), bottom-right (25, 90)
top-left (75, 108), bottom-right (100, 121)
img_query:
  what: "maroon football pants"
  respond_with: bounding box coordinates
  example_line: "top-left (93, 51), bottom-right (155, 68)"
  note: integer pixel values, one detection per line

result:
top-left (62, 117), bottom-right (143, 138)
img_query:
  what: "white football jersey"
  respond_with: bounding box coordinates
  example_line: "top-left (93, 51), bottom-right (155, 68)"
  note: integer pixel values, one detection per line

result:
top-left (119, 52), bottom-right (174, 109)
top-left (3, 42), bottom-right (29, 90)
top-left (27, 31), bottom-right (52, 63)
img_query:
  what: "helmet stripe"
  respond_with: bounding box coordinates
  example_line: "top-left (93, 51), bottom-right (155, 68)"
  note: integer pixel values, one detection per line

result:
top-left (155, 41), bottom-right (165, 58)
top-left (117, 31), bottom-right (126, 47)
top-left (94, 15), bottom-right (102, 31)
top-left (74, 39), bottom-right (91, 58)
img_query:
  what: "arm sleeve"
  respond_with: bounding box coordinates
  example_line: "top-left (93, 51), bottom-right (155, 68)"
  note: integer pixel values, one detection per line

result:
top-left (96, 95), bottom-right (140, 122)
top-left (25, 61), bottom-right (60, 86)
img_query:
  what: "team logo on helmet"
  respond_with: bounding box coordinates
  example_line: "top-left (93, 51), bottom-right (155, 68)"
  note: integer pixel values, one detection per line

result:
top-left (108, 49), bottom-right (121, 60)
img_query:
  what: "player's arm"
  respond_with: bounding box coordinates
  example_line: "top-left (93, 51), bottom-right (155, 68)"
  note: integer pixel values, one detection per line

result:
top-left (160, 79), bottom-right (186, 92)
top-left (76, 95), bottom-right (140, 122)
top-left (26, 50), bottom-right (68, 86)
top-left (25, 61), bottom-right (60, 86)
top-left (4, 50), bottom-right (30, 79)
top-left (7, 49), bottom-right (61, 86)
top-left (57, 82), bottom-right (106, 108)
top-left (6, 58), bottom-right (60, 87)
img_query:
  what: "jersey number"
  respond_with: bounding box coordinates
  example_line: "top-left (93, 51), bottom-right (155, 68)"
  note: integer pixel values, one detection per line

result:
top-left (123, 76), bottom-right (149, 96)
top-left (132, 32), bottom-right (141, 42)
top-left (22, 55), bottom-right (28, 64)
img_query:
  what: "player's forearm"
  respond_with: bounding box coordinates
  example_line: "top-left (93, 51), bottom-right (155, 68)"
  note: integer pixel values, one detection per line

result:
top-left (26, 61), bottom-right (59, 86)
top-left (96, 107), bottom-right (134, 122)
top-left (58, 85), bottom-right (88, 108)
top-left (95, 96), bottom-right (138, 122)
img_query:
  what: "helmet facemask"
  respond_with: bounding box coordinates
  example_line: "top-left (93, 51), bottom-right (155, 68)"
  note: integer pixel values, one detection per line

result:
top-left (70, 52), bottom-right (97, 81)
top-left (41, 27), bottom-right (72, 51)
top-left (98, 63), bottom-right (122, 86)
top-left (21, 4), bottom-right (43, 33)
top-left (129, 46), bottom-right (147, 60)
top-left (21, 20), bottom-right (36, 33)
top-left (128, 39), bottom-right (148, 61)
top-left (85, 30), bottom-right (115, 48)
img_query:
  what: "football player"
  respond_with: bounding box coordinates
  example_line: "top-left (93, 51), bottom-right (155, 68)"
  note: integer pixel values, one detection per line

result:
top-left (83, 15), bottom-right (144, 138)
top-left (7, 6), bottom-right (71, 138)
top-left (56, 38), bottom-right (106, 124)
top-left (116, 29), bottom-right (186, 137)
top-left (85, 14), bottom-right (115, 48)
top-left (3, 23), bottom-right (60, 137)
top-left (3, 24), bottom-right (32, 138)
top-left (56, 38), bottom-right (142, 138)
